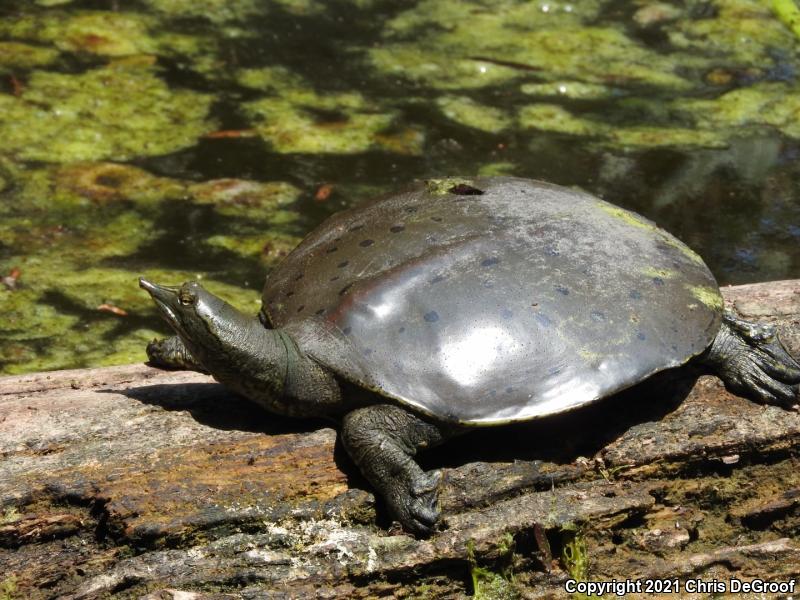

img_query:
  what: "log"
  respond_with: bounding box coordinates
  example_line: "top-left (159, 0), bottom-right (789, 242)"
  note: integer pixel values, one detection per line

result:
top-left (1, 280), bottom-right (800, 599)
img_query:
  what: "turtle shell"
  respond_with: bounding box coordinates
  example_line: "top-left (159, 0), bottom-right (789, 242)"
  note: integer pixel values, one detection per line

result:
top-left (262, 177), bottom-right (722, 425)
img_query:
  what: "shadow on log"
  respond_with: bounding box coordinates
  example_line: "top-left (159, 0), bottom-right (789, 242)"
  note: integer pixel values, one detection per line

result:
top-left (1, 281), bottom-right (799, 598)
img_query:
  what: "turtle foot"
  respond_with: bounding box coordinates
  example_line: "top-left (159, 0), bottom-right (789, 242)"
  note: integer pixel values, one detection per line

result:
top-left (341, 404), bottom-right (450, 537)
top-left (703, 310), bottom-right (800, 408)
top-left (384, 468), bottom-right (443, 536)
top-left (146, 335), bottom-right (205, 372)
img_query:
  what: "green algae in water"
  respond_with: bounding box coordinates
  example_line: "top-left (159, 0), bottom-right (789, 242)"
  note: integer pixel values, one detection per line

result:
top-left (242, 68), bottom-right (424, 155)
top-left (520, 81), bottom-right (620, 100)
top-left (8, 163), bottom-right (186, 214)
top-left (372, 0), bottom-right (800, 150)
top-left (478, 162), bottom-right (517, 177)
top-left (0, 42), bottom-right (59, 70)
top-left (0, 264), bottom-right (261, 375)
top-left (678, 82), bottom-right (800, 140)
top-left (0, 10), bottom-right (214, 60)
top-left (142, 0), bottom-right (376, 21)
top-left (519, 104), bottom-right (600, 138)
top-left (207, 233), bottom-right (303, 264)
top-left (141, 0), bottom-right (266, 23)
top-left (0, 64), bottom-right (216, 163)
top-left (436, 96), bottom-right (511, 133)
top-left (236, 66), bottom-right (306, 92)
top-left (518, 81), bottom-right (800, 149)
top-left (670, 0), bottom-right (798, 63)
top-left (188, 179), bottom-right (299, 212)
top-left (0, 11), bottom-right (158, 57)
top-left (371, 0), bottom-right (689, 91)
top-left (0, 158), bottom-right (300, 374)
top-left (370, 48), bottom-right (522, 91)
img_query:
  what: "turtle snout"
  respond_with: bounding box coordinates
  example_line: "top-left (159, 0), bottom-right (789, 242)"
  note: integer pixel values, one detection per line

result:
top-left (139, 278), bottom-right (183, 310)
top-left (139, 278), bottom-right (179, 299)
top-left (139, 277), bottom-right (157, 293)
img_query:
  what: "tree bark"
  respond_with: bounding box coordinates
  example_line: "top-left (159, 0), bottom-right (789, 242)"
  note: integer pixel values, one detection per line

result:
top-left (1, 280), bottom-right (799, 599)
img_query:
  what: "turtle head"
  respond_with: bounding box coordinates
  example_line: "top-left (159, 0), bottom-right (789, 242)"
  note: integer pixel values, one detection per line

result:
top-left (141, 279), bottom-right (226, 344)
top-left (139, 277), bottom-right (343, 418)
top-left (139, 278), bottom-right (263, 376)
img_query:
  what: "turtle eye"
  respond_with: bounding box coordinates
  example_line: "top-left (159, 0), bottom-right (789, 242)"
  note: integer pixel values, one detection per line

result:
top-left (179, 289), bottom-right (196, 306)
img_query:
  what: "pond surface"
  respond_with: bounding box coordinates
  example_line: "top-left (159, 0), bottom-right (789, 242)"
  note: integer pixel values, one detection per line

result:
top-left (1, 0), bottom-right (800, 374)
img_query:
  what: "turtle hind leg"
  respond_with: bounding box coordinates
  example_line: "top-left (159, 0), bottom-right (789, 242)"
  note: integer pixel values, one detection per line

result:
top-left (701, 309), bottom-right (800, 408)
top-left (341, 404), bottom-right (453, 536)
top-left (146, 335), bottom-right (206, 373)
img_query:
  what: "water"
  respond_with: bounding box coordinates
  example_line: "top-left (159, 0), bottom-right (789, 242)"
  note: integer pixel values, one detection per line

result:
top-left (1, 0), bottom-right (800, 374)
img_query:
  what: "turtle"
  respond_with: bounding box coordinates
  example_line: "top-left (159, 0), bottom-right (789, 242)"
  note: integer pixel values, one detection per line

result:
top-left (140, 176), bottom-right (800, 536)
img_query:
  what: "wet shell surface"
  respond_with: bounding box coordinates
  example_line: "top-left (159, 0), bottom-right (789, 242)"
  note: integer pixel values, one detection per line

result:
top-left (263, 177), bottom-right (722, 425)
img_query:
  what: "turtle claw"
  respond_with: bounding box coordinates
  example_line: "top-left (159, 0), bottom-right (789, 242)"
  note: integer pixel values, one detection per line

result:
top-left (413, 468), bottom-right (443, 497)
top-left (389, 469), bottom-right (442, 536)
top-left (146, 335), bottom-right (205, 372)
top-left (704, 310), bottom-right (800, 408)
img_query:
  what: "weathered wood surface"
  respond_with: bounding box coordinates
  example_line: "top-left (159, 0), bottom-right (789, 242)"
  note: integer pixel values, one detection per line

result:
top-left (1, 280), bottom-right (800, 599)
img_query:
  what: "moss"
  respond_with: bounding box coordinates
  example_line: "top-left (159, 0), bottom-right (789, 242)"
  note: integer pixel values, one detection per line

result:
top-left (466, 535), bottom-right (520, 600)
top-left (688, 285), bottom-right (724, 311)
top-left (596, 203), bottom-right (658, 231)
top-left (425, 177), bottom-right (475, 196)
top-left (561, 525), bottom-right (589, 599)
top-left (0, 577), bottom-right (17, 600)
top-left (642, 267), bottom-right (676, 279)
top-left (0, 507), bottom-right (21, 525)
top-left (770, 0), bottom-right (800, 39)
top-left (0, 64), bottom-right (216, 163)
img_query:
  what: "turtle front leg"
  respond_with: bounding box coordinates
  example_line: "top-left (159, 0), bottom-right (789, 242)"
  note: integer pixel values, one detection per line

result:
top-left (146, 335), bottom-right (207, 373)
top-left (701, 310), bottom-right (800, 407)
top-left (341, 404), bottom-right (453, 536)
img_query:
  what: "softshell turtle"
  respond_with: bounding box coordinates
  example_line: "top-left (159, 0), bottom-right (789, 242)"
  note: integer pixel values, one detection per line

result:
top-left (140, 176), bottom-right (800, 535)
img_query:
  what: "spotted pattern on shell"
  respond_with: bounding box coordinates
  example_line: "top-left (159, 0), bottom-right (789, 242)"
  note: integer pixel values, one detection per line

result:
top-left (265, 177), bottom-right (721, 425)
